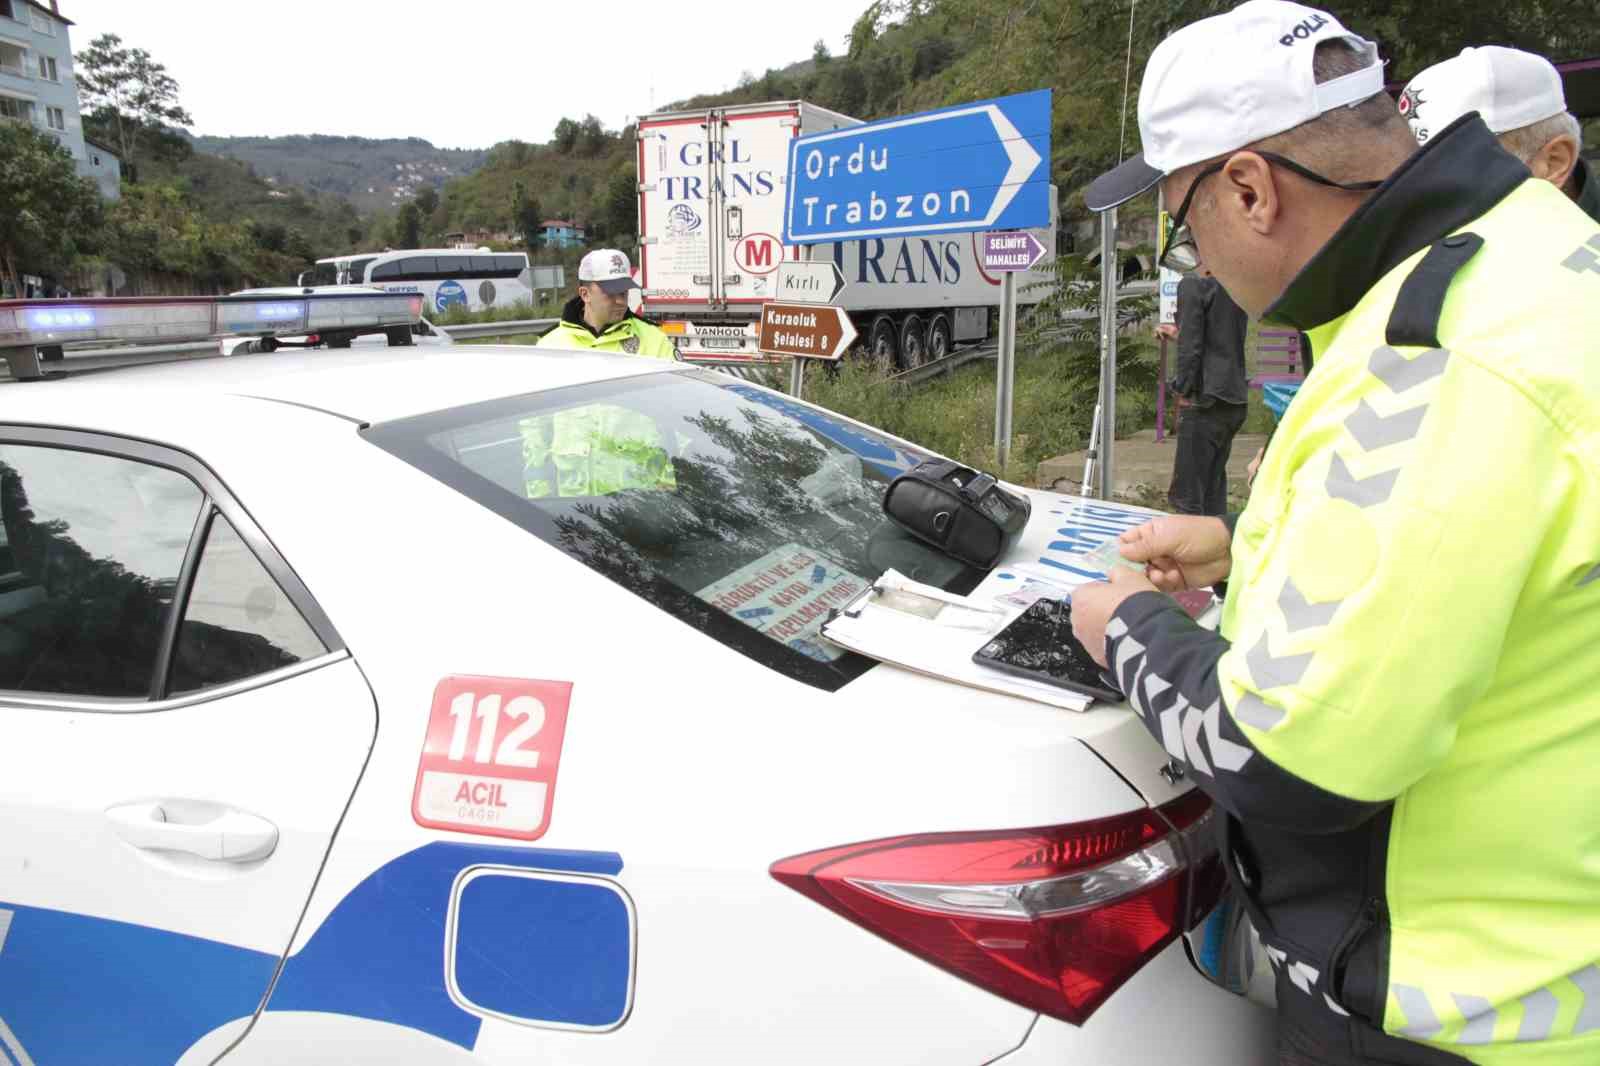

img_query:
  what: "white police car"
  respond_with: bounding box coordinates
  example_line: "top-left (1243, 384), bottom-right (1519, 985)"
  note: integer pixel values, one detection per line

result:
top-left (0, 294), bottom-right (1273, 1063)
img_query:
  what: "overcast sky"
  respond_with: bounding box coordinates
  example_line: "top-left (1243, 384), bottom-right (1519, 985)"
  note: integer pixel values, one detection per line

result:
top-left (65, 0), bottom-right (871, 149)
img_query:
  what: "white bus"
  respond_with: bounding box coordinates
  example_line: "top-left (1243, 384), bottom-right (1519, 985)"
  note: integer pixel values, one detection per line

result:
top-left (299, 248), bottom-right (535, 314)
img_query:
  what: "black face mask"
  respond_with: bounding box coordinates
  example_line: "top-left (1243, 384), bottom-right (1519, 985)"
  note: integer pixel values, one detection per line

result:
top-left (1159, 152), bottom-right (1383, 271)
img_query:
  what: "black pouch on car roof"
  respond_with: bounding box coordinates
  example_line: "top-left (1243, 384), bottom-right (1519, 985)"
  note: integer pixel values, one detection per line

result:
top-left (880, 459), bottom-right (1031, 570)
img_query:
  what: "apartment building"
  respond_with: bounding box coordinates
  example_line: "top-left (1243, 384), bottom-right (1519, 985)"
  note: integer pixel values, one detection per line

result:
top-left (0, 0), bottom-right (120, 199)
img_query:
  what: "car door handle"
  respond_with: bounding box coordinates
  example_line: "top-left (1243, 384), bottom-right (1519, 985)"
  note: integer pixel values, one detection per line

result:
top-left (105, 801), bottom-right (279, 862)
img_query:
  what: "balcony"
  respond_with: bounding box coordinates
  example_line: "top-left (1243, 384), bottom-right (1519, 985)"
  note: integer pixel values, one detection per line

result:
top-left (0, 41), bottom-right (24, 80)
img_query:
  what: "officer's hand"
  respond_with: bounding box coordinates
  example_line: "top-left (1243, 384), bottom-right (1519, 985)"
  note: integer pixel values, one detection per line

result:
top-left (1071, 567), bottom-right (1159, 669)
top-left (1117, 515), bottom-right (1232, 593)
top-left (1246, 445), bottom-right (1265, 487)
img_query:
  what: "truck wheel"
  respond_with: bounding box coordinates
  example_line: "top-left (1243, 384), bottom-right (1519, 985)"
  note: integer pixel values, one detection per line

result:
top-left (898, 314), bottom-right (927, 369)
top-left (865, 315), bottom-right (898, 373)
top-left (927, 314), bottom-right (952, 362)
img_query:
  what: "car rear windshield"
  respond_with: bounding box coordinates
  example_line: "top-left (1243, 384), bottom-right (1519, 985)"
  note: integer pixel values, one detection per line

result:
top-left (363, 370), bottom-right (984, 690)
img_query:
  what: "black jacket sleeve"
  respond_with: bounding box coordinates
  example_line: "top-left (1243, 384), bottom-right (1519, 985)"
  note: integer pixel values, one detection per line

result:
top-left (1106, 591), bottom-right (1384, 834)
top-left (1171, 277), bottom-right (1206, 398)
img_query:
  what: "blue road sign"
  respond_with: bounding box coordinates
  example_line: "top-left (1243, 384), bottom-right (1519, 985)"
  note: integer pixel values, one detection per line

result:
top-left (782, 89), bottom-right (1051, 244)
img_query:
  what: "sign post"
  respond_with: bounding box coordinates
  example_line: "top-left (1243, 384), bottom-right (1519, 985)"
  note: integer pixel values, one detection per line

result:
top-left (980, 230), bottom-right (1048, 469)
top-left (1094, 207), bottom-right (1118, 500)
top-left (768, 258), bottom-right (853, 395)
top-left (1156, 199), bottom-right (1178, 443)
top-left (780, 90), bottom-right (1052, 423)
top-left (757, 303), bottom-right (858, 362)
top-left (782, 90), bottom-right (1052, 246)
top-left (773, 260), bottom-right (846, 304)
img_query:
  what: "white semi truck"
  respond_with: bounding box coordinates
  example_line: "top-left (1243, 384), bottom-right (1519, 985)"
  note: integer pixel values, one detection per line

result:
top-left (635, 100), bottom-right (1057, 369)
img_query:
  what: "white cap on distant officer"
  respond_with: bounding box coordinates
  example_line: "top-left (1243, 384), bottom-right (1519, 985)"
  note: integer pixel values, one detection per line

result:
top-left (578, 249), bottom-right (641, 295)
top-left (1399, 47), bottom-right (1567, 144)
top-left (1086, 0), bottom-right (1385, 210)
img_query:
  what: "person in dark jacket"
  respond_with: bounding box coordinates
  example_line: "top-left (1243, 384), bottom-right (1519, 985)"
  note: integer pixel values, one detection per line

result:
top-left (1167, 268), bottom-right (1249, 515)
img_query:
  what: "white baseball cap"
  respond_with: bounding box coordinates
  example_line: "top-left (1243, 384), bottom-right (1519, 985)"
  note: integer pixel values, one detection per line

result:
top-left (1399, 47), bottom-right (1567, 144)
top-left (577, 248), bottom-right (640, 295)
top-left (1086, 0), bottom-right (1385, 211)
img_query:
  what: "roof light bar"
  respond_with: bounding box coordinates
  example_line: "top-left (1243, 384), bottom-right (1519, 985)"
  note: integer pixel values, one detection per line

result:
top-left (0, 292), bottom-right (426, 380)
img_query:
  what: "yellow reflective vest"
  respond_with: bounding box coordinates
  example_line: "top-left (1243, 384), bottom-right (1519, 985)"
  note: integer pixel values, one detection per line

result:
top-left (518, 404), bottom-right (675, 498)
top-left (538, 299), bottom-right (678, 359)
top-left (521, 300), bottom-right (678, 497)
top-left (1104, 117), bottom-right (1600, 1064)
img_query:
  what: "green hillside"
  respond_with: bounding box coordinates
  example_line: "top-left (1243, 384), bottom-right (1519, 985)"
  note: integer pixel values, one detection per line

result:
top-left (188, 134), bottom-right (489, 213)
top-left (139, 149), bottom-right (364, 249)
top-left (420, 0), bottom-right (1600, 250)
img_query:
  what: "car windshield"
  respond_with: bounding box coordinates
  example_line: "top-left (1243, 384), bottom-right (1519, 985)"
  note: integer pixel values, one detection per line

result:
top-left (364, 369), bottom-right (984, 690)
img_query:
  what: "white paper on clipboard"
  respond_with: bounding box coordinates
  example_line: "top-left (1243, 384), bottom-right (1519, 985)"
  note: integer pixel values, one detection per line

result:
top-left (821, 571), bottom-right (1093, 712)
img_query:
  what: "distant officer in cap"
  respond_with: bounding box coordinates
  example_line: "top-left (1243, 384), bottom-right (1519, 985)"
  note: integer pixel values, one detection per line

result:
top-left (539, 248), bottom-right (676, 358)
top-left (1070, 2), bottom-right (1600, 1063)
top-left (528, 248), bottom-right (678, 496)
top-left (1402, 46), bottom-right (1600, 222)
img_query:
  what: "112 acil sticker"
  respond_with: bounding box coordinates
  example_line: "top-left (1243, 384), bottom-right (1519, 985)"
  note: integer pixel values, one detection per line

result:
top-left (412, 675), bottom-right (572, 840)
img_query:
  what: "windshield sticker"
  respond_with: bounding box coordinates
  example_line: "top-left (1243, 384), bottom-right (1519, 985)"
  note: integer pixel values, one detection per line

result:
top-left (697, 543), bottom-right (868, 662)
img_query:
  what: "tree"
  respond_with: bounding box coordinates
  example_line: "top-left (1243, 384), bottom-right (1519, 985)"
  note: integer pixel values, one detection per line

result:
top-left (846, 2), bottom-right (892, 61)
top-left (102, 183), bottom-right (268, 291)
top-left (595, 166), bottom-right (637, 245)
top-left (813, 39), bottom-right (832, 65)
top-left (553, 118), bottom-right (582, 154)
top-left (414, 185), bottom-right (440, 218)
top-left (284, 227), bottom-right (316, 265)
top-left (74, 34), bottom-right (195, 173)
top-left (248, 220), bottom-right (289, 254)
top-left (579, 115), bottom-right (610, 157)
top-left (511, 180), bottom-right (543, 257)
top-left (392, 202), bottom-right (422, 249)
top-left (0, 123), bottom-right (103, 293)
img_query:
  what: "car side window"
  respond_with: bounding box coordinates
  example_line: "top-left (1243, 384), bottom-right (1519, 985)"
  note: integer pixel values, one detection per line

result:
top-left (0, 445), bottom-right (203, 698)
top-left (168, 512), bottom-right (327, 694)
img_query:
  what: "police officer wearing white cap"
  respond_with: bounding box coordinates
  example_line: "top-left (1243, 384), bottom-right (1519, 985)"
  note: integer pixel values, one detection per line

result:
top-left (1402, 46), bottom-right (1600, 223)
top-left (538, 248), bottom-right (676, 358)
top-left (1070, 2), bottom-right (1600, 1064)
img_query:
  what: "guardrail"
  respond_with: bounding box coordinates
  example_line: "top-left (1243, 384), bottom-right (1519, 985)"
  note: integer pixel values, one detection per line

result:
top-left (433, 318), bottom-right (557, 341)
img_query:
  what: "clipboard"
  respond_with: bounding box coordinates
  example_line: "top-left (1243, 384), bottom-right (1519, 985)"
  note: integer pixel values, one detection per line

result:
top-left (821, 570), bottom-right (1094, 712)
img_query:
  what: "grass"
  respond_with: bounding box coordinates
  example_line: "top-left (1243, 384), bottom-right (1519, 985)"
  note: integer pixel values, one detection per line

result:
top-left (796, 338), bottom-right (1160, 486)
top-left (431, 299), bottom-right (563, 327)
top-left (429, 299), bottom-right (563, 345)
top-left (790, 315), bottom-right (1283, 502)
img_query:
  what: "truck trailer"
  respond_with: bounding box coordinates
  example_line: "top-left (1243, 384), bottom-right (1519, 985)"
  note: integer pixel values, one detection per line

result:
top-left (635, 100), bottom-right (1057, 369)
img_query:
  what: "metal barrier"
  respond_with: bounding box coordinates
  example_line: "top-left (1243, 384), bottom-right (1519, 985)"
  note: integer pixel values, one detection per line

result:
top-left (433, 318), bottom-right (558, 341)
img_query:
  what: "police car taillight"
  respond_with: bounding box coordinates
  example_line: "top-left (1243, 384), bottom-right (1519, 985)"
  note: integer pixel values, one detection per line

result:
top-left (0, 292), bottom-right (425, 379)
top-left (770, 791), bottom-right (1220, 1025)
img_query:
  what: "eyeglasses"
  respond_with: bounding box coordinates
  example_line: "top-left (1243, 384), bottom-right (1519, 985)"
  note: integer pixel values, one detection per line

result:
top-left (1158, 152), bottom-right (1384, 272)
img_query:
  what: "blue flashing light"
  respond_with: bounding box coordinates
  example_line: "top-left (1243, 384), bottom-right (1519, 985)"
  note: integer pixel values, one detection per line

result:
top-left (216, 298), bottom-right (307, 333)
top-left (254, 302), bottom-right (305, 322)
top-left (23, 307), bottom-right (96, 330)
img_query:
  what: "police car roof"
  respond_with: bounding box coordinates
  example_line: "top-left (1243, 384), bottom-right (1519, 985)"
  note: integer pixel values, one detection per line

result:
top-left (0, 345), bottom-right (680, 429)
